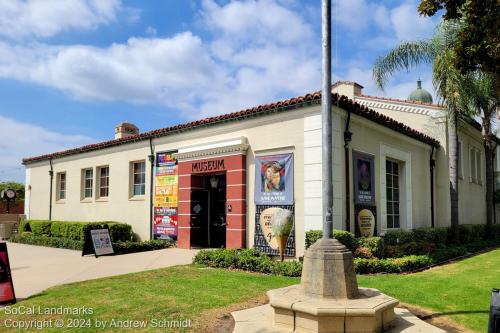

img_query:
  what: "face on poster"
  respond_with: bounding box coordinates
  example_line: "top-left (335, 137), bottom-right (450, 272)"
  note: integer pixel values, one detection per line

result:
top-left (255, 154), bottom-right (294, 205)
top-left (0, 244), bottom-right (15, 304)
top-left (353, 152), bottom-right (375, 205)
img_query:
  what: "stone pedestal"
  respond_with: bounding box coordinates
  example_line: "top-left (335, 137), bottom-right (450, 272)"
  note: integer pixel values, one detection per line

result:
top-left (268, 238), bottom-right (398, 333)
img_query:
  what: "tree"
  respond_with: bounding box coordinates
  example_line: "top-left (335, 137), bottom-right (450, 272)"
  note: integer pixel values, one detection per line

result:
top-left (0, 182), bottom-right (25, 201)
top-left (418, 0), bottom-right (500, 98)
top-left (372, 21), bottom-right (471, 242)
top-left (460, 73), bottom-right (499, 230)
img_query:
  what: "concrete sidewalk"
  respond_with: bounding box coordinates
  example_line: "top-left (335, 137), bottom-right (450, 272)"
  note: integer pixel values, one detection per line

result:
top-left (4, 242), bottom-right (198, 300)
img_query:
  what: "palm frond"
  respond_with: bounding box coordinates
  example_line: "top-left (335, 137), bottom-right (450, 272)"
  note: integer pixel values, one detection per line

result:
top-left (372, 40), bottom-right (437, 90)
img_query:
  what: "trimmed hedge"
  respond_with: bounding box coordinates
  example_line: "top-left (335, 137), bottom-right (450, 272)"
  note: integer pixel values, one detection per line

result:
top-left (193, 248), bottom-right (448, 275)
top-left (305, 229), bottom-right (358, 252)
top-left (194, 239), bottom-right (499, 276)
top-left (21, 220), bottom-right (133, 242)
top-left (29, 221), bottom-right (52, 236)
top-left (10, 232), bottom-right (83, 250)
top-left (9, 233), bottom-right (173, 254)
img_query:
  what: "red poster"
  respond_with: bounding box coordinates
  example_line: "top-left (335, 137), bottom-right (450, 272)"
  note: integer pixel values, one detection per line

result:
top-left (0, 243), bottom-right (15, 304)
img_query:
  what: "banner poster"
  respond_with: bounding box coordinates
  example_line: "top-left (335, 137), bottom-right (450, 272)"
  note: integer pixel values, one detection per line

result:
top-left (254, 153), bottom-right (294, 205)
top-left (154, 151), bottom-right (178, 239)
top-left (0, 243), bottom-right (15, 305)
top-left (354, 204), bottom-right (377, 237)
top-left (352, 151), bottom-right (376, 205)
top-left (254, 205), bottom-right (295, 257)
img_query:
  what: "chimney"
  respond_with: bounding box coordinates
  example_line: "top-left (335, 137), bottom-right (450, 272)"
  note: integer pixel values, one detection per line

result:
top-left (115, 122), bottom-right (139, 139)
top-left (331, 81), bottom-right (364, 99)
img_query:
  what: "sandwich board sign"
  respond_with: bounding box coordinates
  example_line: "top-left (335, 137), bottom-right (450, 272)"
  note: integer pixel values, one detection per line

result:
top-left (0, 242), bottom-right (16, 304)
top-left (82, 228), bottom-right (114, 258)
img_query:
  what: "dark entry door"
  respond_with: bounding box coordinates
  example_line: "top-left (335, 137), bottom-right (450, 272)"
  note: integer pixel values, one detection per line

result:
top-left (190, 190), bottom-right (209, 248)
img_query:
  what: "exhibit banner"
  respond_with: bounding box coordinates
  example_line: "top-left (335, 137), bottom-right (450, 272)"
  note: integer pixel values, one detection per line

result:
top-left (154, 151), bottom-right (178, 239)
top-left (254, 205), bottom-right (295, 257)
top-left (352, 151), bottom-right (376, 205)
top-left (0, 243), bottom-right (15, 304)
top-left (254, 153), bottom-right (294, 205)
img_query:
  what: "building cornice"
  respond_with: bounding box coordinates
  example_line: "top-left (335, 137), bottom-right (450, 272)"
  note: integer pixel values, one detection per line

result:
top-left (174, 143), bottom-right (249, 161)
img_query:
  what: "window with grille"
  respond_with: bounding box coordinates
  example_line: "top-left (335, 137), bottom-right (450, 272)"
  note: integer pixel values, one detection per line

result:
top-left (132, 161), bottom-right (145, 196)
top-left (83, 168), bottom-right (93, 199)
top-left (386, 160), bottom-right (400, 229)
top-left (57, 172), bottom-right (66, 200)
top-left (98, 166), bottom-right (109, 198)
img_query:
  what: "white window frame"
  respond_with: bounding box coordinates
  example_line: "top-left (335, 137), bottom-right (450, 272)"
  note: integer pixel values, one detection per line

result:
top-left (97, 166), bottom-right (110, 199)
top-left (380, 144), bottom-right (412, 232)
top-left (469, 145), bottom-right (483, 185)
top-left (457, 140), bottom-right (463, 179)
top-left (130, 160), bottom-right (146, 198)
top-left (81, 168), bottom-right (93, 200)
top-left (56, 172), bottom-right (66, 201)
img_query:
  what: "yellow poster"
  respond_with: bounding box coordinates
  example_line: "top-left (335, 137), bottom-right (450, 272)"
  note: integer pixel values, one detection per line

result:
top-left (156, 175), bottom-right (178, 186)
top-left (154, 195), bottom-right (178, 207)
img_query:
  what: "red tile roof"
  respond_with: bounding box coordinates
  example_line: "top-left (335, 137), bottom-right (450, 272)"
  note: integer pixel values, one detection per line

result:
top-left (22, 92), bottom-right (440, 164)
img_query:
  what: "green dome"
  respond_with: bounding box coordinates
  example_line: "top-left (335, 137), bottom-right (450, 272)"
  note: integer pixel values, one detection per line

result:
top-left (408, 80), bottom-right (433, 103)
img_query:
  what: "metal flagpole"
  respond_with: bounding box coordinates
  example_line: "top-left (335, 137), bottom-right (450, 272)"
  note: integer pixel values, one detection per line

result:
top-left (321, 0), bottom-right (333, 239)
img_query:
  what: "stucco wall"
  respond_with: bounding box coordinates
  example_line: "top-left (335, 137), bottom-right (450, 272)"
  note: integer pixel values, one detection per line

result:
top-left (25, 103), bottom-right (441, 256)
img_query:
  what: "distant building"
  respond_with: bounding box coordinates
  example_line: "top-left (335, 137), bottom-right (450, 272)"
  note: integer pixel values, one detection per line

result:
top-left (22, 81), bottom-right (497, 256)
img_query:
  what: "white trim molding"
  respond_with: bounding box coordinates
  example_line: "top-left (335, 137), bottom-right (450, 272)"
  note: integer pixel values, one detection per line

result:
top-left (380, 144), bottom-right (413, 232)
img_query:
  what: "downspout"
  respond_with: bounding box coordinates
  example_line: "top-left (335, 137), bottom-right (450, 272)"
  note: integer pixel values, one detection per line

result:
top-left (430, 146), bottom-right (436, 228)
top-left (148, 138), bottom-right (155, 240)
top-left (343, 108), bottom-right (352, 232)
top-left (492, 142), bottom-right (499, 225)
top-left (48, 158), bottom-right (53, 221)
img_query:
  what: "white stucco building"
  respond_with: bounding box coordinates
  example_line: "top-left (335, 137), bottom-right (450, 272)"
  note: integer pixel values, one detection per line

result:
top-left (22, 81), bottom-right (495, 256)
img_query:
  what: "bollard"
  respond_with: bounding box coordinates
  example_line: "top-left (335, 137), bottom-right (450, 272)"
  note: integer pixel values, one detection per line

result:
top-left (489, 288), bottom-right (500, 333)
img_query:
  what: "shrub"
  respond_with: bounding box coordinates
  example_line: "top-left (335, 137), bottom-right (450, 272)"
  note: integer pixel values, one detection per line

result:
top-left (457, 224), bottom-right (486, 244)
top-left (10, 233), bottom-right (83, 250)
top-left (29, 220), bottom-right (52, 236)
top-left (113, 240), bottom-right (174, 254)
top-left (354, 255), bottom-right (433, 274)
top-left (107, 223), bottom-right (133, 242)
top-left (270, 261), bottom-right (302, 277)
top-left (50, 222), bottom-right (85, 240)
top-left (429, 246), bottom-right (467, 263)
top-left (358, 237), bottom-right (384, 258)
top-left (412, 227), bottom-right (448, 246)
top-left (354, 246), bottom-right (374, 259)
top-left (305, 230), bottom-right (323, 249)
top-left (383, 230), bottom-right (415, 245)
top-left (464, 239), bottom-right (500, 253)
top-left (305, 230), bottom-right (359, 252)
top-left (19, 219), bottom-right (31, 232)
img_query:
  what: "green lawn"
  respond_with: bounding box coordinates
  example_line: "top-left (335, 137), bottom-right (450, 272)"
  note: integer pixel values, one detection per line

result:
top-left (0, 249), bottom-right (498, 332)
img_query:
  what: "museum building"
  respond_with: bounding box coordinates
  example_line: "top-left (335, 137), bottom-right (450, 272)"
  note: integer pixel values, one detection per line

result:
top-left (22, 81), bottom-right (493, 257)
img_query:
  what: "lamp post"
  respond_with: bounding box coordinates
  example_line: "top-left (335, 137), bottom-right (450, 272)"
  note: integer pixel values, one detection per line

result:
top-left (321, 0), bottom-right (333, 239)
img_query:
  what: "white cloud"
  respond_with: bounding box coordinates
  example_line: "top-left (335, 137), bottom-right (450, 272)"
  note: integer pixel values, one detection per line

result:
top-left (0, 0), bottom-right (321, 119)
top-left (390, 1), bottom-right (437, 41)
top-left (0, 116), bottom-right (95, 182)
top-left (0, 0), bottom-right (122, 39)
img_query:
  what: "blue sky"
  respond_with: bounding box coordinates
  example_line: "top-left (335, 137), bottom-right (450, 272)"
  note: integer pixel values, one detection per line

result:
top-left (0, 0), bottom-right (440, 182)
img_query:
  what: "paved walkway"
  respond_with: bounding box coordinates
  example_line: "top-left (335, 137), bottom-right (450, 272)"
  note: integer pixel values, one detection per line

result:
top-left (4, 242), bottom-right (198, 300)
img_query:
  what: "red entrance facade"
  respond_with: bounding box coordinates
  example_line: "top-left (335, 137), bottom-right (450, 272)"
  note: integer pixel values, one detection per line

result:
top-left (177, 154), bottom-right (246, 249)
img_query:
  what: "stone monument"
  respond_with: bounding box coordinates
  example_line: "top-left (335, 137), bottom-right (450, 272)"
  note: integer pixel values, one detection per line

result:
top-left (266, 238), bottom-right (398, 333)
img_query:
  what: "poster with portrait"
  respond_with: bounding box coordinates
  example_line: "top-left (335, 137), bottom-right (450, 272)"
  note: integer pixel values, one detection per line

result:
top-left (254, 153), bottom-right (294, 205)
top-left (352, 151), bottom-right (375, 205)
top-left (154, 151), bottom-right (178, 239)
top-left (0, 243), bottom-right (15, 305)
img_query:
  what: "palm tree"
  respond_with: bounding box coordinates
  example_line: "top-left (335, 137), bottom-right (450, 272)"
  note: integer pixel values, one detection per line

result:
top-left (372, 21), bottom-right (471, 242)
top-left (461, 72), bottom-right (499, 231)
